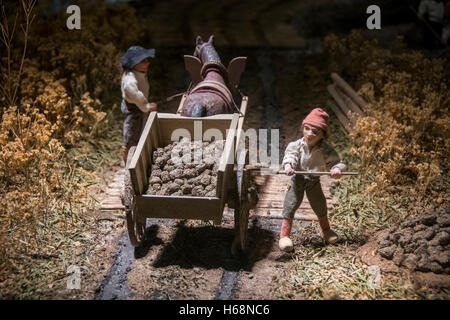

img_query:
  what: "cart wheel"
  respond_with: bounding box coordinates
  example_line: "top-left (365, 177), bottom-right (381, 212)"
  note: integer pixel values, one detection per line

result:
top-left (124, 146), bottom-right (146, 247)
top-left (232, 150), bottom-right (250, 257)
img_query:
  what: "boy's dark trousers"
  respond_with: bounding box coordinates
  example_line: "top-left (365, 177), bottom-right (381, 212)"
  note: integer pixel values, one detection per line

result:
top-left (121, 99), bottom-right (145, 164)
top-left (282, 174), bottom-right (328, 219)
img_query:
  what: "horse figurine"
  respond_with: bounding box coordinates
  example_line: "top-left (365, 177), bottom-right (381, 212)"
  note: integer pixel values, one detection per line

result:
top-left (180, 35), bottom-right (247, 117)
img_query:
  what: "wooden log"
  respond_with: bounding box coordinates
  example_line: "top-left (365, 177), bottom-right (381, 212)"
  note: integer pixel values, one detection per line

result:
top-left (331, 72), bottom-right (367, 110)
top-left (327, 84), bottom-right (357, 127)
top-left (326, 99), bottom-right (352, 133)
top-left (335, 85), bottom-right (365, 118)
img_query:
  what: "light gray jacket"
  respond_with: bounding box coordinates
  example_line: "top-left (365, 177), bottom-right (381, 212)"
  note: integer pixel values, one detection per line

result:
top-left (281, 137), bottom-right (346, 173)
top-left (419, 0), bottom-right (444, 23)
top-left (121, 70), bottom-right (151, 112)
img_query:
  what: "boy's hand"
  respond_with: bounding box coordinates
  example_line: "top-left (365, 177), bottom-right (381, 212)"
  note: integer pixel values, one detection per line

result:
top-left (284, 164), bottom-right (295, 176)
top-left (330, 167), bottom-right (342, 179)
top-left (149, 102), bottom-right (158, 112)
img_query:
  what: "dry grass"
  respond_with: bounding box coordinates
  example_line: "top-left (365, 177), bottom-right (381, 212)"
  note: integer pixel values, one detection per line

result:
top-left (0, 1), bottom-right (144, 299)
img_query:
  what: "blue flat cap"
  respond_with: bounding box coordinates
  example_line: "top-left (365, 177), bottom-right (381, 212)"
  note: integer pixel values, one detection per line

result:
top-left (120, 46), bottom-right (155, 69)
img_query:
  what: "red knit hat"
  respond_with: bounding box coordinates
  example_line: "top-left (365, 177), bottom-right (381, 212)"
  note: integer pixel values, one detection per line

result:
top-left (302, 108), bottom-right (329, 132)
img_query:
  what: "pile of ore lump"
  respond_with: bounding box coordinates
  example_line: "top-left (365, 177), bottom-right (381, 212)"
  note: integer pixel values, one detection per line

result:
top-left (376, 206), bottom-right (450, 274)
top-left (145, 138), bottom-right (223, 197)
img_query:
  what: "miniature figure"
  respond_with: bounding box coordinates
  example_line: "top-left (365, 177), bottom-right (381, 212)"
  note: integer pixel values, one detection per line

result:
top-left (120, 46), bottom-right (158, 165)
top-left (279, 108), bottom-right (346, 252)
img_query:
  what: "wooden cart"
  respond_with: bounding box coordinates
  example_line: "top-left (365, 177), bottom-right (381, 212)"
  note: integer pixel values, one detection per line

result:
top-left (122, 95), bottom-right (254, 255)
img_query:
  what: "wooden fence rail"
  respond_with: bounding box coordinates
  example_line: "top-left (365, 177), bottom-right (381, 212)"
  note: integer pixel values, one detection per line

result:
top-left (327, 72), bottom-right (368, 133)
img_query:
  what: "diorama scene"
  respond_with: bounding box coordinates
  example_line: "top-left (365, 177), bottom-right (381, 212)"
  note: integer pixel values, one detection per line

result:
top-left (0, 0), bottom-right (449, 300)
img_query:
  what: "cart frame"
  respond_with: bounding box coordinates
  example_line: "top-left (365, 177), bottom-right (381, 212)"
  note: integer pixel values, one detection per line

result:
top-left (123, 96), bottom-right (252, 256)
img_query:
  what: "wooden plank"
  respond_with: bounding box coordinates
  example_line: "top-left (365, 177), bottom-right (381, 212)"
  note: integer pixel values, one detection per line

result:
top-left (331, 72), bottom-right (367, 110)
top-left (218, 114), bottom-right (239, 172)
top-left (106, 191), bottom-right (122, 197)
top-left (100, 201), bottom-right (124, 207)
top-left (107, 182), bottom-right (123, 189)
top-left (100, 204), bottom-right (125, 210)
top-left (129, 112), bottom-right (157, 195)
top-left (158, 113), bottom-right (234, 120)
top-left (158, 115), bottom-right (233, 145)
top-left (176, 94), bottom-right (187, 115)
top-left (217, 114), bottom-right (239, 209)
top-left (235, 96), bottom-right (248, 164)
top-left (152, 115), bottom-right (161, 149)
top-left (136, 195), bottom-right (222, 220)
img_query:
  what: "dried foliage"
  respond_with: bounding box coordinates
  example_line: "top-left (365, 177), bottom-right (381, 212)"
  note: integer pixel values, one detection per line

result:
top-left (325, 30), bottom-right (450, 201)
top-left (277, 32), bottom-right (450, 301)
top-left (0, 1), bottom-right (147, 298)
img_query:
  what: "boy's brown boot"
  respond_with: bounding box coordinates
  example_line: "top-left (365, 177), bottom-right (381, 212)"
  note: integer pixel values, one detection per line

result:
top-left (318, 215), bottom-right (339, 244)
top-left (322, 229), bottom-right (339, 244)
top-left (279, 218), bottom-right (294, 252)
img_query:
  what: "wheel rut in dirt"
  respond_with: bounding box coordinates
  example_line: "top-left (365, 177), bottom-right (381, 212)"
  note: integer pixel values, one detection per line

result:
top-left (94, 231), bottom-right (135, 300)
top-left (213, 48), bottom-right (285, 299)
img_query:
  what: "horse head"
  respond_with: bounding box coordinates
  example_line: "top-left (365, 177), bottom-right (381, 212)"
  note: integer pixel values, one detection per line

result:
top-left (182, 35), bottom-right (236, 118)
top-left (193, 35), bottom-right (221, 64)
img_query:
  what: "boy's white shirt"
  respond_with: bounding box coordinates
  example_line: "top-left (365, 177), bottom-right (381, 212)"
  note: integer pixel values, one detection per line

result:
top-left (418, 0), bottom-right (444, 23)
top-left (121, 70), bottom-right (151, 112)
top-left (281, 137), bottom-right (346, 173)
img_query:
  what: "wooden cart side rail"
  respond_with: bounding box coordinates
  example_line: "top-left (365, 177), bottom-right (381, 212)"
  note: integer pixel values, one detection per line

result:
top-left (129, 112), bottom-right (160, 196)
top-left (176, 94), bottom-right (187, 115)
top-left (157, 113), bottom-right (235, 120)
top-left (157, 113), bottom-right (235, 145)
top-left (218, 113), bottom-right (239, 172)
top-left (235, 96), bottom-right (248, 163)
top-left (216, 113), bottom-right (239, 204)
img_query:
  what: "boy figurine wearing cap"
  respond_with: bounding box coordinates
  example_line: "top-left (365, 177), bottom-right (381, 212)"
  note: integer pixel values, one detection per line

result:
top-left (279, 108), bottom-right (346, 252)
top-left (120, 46), bottom-right (158, 165)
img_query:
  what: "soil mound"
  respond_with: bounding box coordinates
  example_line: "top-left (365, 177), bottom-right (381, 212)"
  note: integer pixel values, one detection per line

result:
top-left (376, 206), bottom-right (450, 274)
